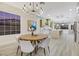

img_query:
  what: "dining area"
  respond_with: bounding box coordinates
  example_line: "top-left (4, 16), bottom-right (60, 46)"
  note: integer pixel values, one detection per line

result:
top-left (1, 1), bottom-right (79, 59)
top-left (16, 19), bottom-right (63, 56)
top-left (16, 22), bottom-right (53, 56)
top-left (0, 2), bottom-right (78, 56)
top-left (0, 2), bottom-right (63, 56)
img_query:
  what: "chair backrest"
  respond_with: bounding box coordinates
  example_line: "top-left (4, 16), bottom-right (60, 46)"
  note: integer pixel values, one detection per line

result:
top-left (18, 40), bottom-right (34, 53)
top-left (39, 27), bottom-right (52, 48)
top-left (40, 26), bottom-right (52, 35)
top-left (38, 37), bottom-right (50, 48)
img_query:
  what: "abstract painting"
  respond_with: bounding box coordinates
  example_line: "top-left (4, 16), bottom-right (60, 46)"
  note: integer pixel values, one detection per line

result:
top-left (0, 11), bottom-right (20, 35)
top-left (27, 20), bottom-right (37, 31)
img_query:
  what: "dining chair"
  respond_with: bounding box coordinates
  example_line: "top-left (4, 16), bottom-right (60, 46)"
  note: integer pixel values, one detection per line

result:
top-left (38, 26), bottom-right (52, 55)
top-left (38, 38), bottom-right (50, 55)
top-left (18, 40), bottom-right (35, 56)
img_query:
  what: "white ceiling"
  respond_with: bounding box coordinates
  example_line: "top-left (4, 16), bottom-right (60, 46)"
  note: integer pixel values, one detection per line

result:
top-left (4, 2), bottom-right (77, 14)
top-left (3, 2), bottom-right (78, 23)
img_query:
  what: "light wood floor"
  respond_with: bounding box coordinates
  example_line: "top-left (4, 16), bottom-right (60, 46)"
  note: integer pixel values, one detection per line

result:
top-left (34, 30), bottom-right (79, 56)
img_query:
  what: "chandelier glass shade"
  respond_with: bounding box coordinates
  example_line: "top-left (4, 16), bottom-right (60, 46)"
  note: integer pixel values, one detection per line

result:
top-left (23, 2), bottom-right (45, 15)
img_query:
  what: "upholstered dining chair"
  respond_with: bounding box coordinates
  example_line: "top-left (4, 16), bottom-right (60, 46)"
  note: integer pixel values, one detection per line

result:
top-left (38, 25), bottom-right (52, 55)
top-left (18, 40), bottom-right (35, 56)
top-left (38, 37), bottom-right (50, 55)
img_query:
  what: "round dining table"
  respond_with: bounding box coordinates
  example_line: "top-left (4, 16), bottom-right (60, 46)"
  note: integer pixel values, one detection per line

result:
top-left (19, 34), bottom-right (48, 41)
top-left (18, 34), bottom-right (48, 54)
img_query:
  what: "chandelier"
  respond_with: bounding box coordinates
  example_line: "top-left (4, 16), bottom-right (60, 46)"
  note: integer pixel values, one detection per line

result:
top-left (23, 2), bottom-right (45, 15)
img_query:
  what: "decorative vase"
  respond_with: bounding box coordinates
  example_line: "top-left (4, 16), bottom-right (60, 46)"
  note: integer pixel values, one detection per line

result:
top-left (32, 31), bottom-right (34, 36)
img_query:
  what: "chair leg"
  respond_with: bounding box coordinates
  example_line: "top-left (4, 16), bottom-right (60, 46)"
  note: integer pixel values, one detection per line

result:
top-left (34, 45), bottom-right (38, 54)
top-left (16, 46), bottom-right (19, 55)
top-left (30, 52), bottom-right (32, 56)
top-left (34, 47), bottom-right (36, 54)
top-left (48, 46), bottom-right (50, 54)
top-left (44, 48), bottom-right (46, 56)
top-left (21, 52), bottom-right (23, 56)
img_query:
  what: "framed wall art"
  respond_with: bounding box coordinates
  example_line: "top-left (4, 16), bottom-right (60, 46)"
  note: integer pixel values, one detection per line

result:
top-left (27, 20), bottom-right (37, 31)
top-left (0, 11), bottom-right (20, 35)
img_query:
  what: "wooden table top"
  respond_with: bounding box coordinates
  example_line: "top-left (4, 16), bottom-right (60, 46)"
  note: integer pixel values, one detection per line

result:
top-left (19, 34), bottom-right (48, 41)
